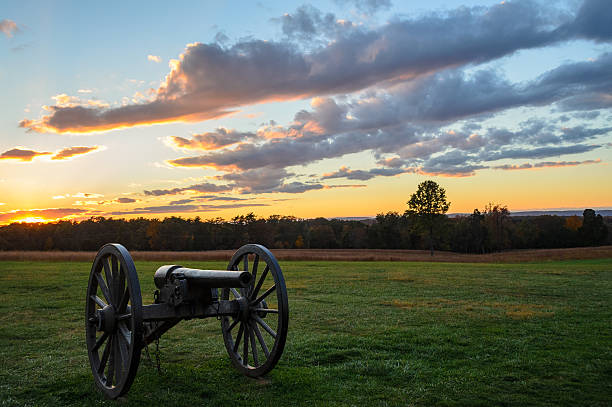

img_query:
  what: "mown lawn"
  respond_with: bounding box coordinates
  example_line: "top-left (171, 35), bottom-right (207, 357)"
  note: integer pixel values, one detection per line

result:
top-left (0, 258), bottom-right (610, 406)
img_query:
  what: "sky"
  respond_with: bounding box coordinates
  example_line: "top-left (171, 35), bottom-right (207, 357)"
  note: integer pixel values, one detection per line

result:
top-left (1, 0), bottom-right (611, 224)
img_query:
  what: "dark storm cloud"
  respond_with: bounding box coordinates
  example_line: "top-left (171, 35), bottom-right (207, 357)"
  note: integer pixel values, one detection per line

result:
top-left (21, 0), bottom-right (610, 134)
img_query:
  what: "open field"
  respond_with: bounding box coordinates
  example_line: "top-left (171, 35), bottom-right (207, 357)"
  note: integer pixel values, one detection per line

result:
top-left (0, 245), bottom-right (611, 262)
top-left (1, 258), bottom-right (611, 406)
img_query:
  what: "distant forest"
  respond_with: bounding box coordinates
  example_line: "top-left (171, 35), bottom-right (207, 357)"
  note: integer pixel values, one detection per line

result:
top-left (0, 208), bottom-right (609, 253)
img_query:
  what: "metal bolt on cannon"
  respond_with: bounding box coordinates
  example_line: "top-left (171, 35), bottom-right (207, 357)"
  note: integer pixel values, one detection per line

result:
top-left (85, 243), bottom-right (289, 399)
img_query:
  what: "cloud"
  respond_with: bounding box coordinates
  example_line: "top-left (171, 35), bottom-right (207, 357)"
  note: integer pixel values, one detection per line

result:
top-left (493, 159), bottom-right (602, 171)
top-left (51, 146), bottom-right (100, 160)
top-left (322, 165), bottom-right (407, 180)
top-left (109, 203), bottom-right (270, 216)
top-left (278, 5), bottom-right (346, 43)
top-left (275, 182), bottom-right (324, 193)
top-left (72, 192), bottom-right (104, 198)
top-left (218, 167), bottom-right (292, 193)
top-left (168, 128), bottom-right (255, 150)
top-left (147, 54), bottom-right (162, 63)
top-left (166, 52), bottom-right (612, 177)
top-left (478, 144), bottom-right (600, 162)
top-left (569, 0), bottom-right (612, 42)
top-left (116, 197), bottom-right (137, 203)
top-left (0, 19), bottom-right (19, 38)
top-left (11, 42), bottom-right (31, 52)
top-left (144, 181), bottom-right (232, 196)
top-left (168, 199), bottom-right (195, 205)
top-left (0, 148), bottom-right (51, 162)
top-left (143, 167), bottom-right (353, 197)
top-left (333, 0), bottom-right (391, 14)
top-left (167, 129), bottom-right (396, 171)
top-left (20, 0), bottom-right (611, 134)
top-left (216, 167), bottom-right (325, 194)
top-left (195, 195), bottom-right (248, 201)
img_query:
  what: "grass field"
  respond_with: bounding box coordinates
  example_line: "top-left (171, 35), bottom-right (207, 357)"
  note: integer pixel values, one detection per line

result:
top-left (1, 245), bottom-right (611, 263)
top-left (1, 257), bottom-right (611, 406)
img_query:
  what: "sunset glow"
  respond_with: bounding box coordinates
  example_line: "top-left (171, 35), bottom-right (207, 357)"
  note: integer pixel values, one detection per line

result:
top-left (1, 0), bottom-right (611, 225)
top-left (12, 217), bottom-right (51, 224)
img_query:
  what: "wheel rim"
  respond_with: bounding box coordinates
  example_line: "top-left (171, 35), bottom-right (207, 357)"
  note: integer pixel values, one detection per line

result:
top-left (85, 244), bottom-right (142, 399)
top-left (221, 244), bottom-right (289, 377)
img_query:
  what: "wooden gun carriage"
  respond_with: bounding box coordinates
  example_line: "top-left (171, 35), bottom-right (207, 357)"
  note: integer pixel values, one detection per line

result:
top-left (85, 243), bottom-right (288, 399)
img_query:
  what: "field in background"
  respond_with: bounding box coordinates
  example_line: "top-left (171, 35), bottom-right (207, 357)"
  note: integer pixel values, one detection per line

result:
top-left (0, 245), bottom-right (611, 263)
top-left (1, 258), bottom-right (611, 406)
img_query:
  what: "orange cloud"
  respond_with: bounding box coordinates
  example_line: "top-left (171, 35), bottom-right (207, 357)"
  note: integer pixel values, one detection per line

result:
top-left (52, 93), bottom-right (80, 107)
top-left (0, 146), bottom-right (101, 162)
top-left (147, 54), bottom-right (162, 63)
top-left (51, 146), bottom-right (100, 160)
top-left (19, 104), bottom-right (234, 134)
top-left (0, 148), bottom-right (52, 162)
top-left (0, 19), bottom-right (19, 38)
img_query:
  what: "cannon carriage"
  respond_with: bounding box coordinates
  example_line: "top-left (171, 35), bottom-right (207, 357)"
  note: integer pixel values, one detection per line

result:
top-left (85, 243), bottom-right (288, 399)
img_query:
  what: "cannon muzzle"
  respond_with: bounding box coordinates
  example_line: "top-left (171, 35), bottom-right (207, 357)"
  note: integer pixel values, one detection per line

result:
top-left (154, 265), bottom-right (251, 289)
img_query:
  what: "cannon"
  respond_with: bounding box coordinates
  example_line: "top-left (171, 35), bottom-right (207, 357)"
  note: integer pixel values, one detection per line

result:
top-left (85, 243), bottom-right (288, 399)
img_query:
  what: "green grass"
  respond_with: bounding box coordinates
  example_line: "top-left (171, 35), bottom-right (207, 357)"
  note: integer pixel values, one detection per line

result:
top-left (1, 259), bottom-right (611, 406)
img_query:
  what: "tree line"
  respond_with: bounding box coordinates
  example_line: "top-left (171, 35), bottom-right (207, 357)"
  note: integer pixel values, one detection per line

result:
top-left (0, 208), bottom-right (608, 252)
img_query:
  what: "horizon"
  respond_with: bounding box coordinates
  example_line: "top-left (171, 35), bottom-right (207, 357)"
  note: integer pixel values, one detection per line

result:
top-left (1, 0), bottom-right (611, 225)
top-left (3, 207), bottom-right (612, 226)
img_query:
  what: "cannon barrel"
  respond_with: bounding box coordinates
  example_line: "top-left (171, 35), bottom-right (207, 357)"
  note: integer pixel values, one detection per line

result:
top-left (154, 265), bottom-right (251, 289)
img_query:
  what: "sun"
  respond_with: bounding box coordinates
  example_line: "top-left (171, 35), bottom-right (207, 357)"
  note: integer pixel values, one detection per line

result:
top-left (13, 216), bottom-right (51, 224)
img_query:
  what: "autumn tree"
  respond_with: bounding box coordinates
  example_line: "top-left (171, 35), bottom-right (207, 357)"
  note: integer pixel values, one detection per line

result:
top-left (483, 203), bottom-right (511, 252)
top-left (580, 209), bottom-right (608, 245)
top-left (406, 180), bottom-right (451, 256)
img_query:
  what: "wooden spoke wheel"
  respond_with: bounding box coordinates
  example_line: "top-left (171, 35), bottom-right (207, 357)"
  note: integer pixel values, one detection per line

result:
top-left (85, 244), bottom-right (143, 399)
top-left (221, 244), bottom-right (289, 377)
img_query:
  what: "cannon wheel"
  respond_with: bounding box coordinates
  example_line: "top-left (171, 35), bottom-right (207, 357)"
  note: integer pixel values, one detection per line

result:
top-left (221, 244), bottom-right (289, 377)
top-left (85, 244), bottom-right (143, 399)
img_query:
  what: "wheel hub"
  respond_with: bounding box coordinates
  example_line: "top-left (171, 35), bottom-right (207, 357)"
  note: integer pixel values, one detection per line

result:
top-left (237, 296), bottom-right (250, 321)
top-left (96, 305), bottom-right (117, 333)
top-left (252, 299), bottom-right (268, 318)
